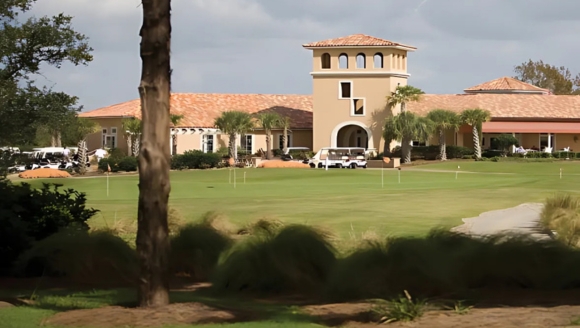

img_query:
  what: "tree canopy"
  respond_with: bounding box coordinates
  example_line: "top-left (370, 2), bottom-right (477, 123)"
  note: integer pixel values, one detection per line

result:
top-left (514, 59), bottom-right (580, 95)
top-left (0, 0), bottom-right (93, 146)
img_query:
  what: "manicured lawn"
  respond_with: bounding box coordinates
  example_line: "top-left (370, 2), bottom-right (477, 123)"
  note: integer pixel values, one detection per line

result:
top-left (21, 161), bottom-right (580, 238)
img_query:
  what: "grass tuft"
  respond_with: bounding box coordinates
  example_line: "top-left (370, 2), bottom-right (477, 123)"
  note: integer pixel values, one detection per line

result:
top-left (212, 224), bottom-right (336, 295)
top-left (371, 290), bottom-right (425, 323)
top-left (169, 212), bottom-right (234, 281)
top-left (13, 230), bottom-right (138, 285)
top-left (541, 193), bottom-right (580, 247)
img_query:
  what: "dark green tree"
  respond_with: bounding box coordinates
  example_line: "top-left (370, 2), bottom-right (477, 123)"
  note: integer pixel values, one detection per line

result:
top-left (0, 0), bottom-right (93, 145)
top-left (514, 59), bottom-right (580, 95)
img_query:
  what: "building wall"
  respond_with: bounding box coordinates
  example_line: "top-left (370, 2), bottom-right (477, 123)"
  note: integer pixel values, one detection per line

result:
top-left (310, 48), bottom-right (411, 153)
top-left (85, 118), bottom-right (129, 154)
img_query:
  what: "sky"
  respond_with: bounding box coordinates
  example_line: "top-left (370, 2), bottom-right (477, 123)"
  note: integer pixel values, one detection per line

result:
top-left (29, 0), bottom-right (580, 111)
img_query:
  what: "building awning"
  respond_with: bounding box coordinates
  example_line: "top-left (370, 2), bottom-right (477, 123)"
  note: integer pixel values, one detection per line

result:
top-left (481, 122), bottom-right (580, 134)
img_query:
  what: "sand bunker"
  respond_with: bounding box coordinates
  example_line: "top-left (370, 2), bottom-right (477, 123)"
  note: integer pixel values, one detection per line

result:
top-left (19, 168), bottom-right (71, 179)
top-left (258, 160), bottom-right (309, 168)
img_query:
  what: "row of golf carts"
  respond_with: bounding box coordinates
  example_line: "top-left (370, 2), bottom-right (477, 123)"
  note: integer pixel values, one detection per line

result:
top-left (280, 147), bottom-right (369, 169)
top-left (2, 147), bottom-right (91, 173)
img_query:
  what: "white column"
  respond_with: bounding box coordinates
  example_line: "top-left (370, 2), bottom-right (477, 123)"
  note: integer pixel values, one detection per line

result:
top-left (169, 130), bottom-right (174, 155)
top-left (548, 133), bottom-right (552, 148)
top-left (512, 132), bottom-right (516, 153)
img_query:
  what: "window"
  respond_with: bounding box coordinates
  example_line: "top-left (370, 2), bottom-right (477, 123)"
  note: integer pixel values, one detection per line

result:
top-left (539, 133), bottom-right (554, 150)
top-left (240, 134), bottom-right (253, 154)
top-left (402, 55), bottom-right (406, 70)
top-left (279, 134), bottom-right (292, 149)
top-left (351, 98), bottom-right (365, 116)
top-left (356, 53), bottom-right (366, 68)
top-left (373, 53), bottom-right (383, 68)
top-left (202, 135), bottom-right (214, 153)
top-left (321, 53), bottom-right (331, 69)
top-left (412, 140), bottom-right (426, 147)
top-left (339, 81), bottom-right (352, 99)
top-left (338, 53), bottom-right (348, 69)
top-left (101, 127), bottom-right (117, 149)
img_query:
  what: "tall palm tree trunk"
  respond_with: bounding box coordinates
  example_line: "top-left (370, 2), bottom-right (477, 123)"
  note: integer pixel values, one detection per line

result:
top-left (136, 0), bottom-right (171, 308)
top-left (401, 136), bottom-right (412, 164)
top-left (265, 132), bottom-right (271, 159)
top-left (132, 135), bottom-right (141, 157)
top-left (172, 134), bottom-right (177, 155)
top-left (282, 127), bottom-right (288, 154)
top-left (472, 125), bottom-right (482, 159)
top-left (228, 133), bottom-right (236, 160)
top-left (439, 129), bottom-right (447, 161)
top-left (77, 139), bottom-right (87, 174)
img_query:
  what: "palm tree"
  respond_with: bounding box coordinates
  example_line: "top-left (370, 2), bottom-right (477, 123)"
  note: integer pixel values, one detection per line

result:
top-left (254, 112), bottom-right (281, 159)
top-left (122, 118), bottom-right (142, 156)
top-left (70, 117), bottom-right (100, 174)
top-left (385, 85), bottom-right (425, 157)
top-left (170, 114), bottom-right (184, 155)
top-left (426, 109), bottom-right (461, 161)
top-left (136, 0), bottom-right (171, 307)
top-left (214, 111), bottom-right (254, 161)
top-left (383, 111), bottom-right (433, 164)
top-left (460, 108), bottom-right (491, 159)
top-left (278, 116), bottom-right (292, 154)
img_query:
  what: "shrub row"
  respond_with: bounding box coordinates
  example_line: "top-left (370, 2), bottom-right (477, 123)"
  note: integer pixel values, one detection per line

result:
top-left (391, 145), bottom-right (474, 160)
top-left (171, 150), bottom-right (221, 170)
top-left (11, 212), bottom-right (580, 300)
top-left (98, 156), bottom-right (138, 172)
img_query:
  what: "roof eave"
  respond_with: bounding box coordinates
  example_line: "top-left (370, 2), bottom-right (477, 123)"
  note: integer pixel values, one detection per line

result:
top-left (302, 45), bottom-right (416, 52)
top-left (463, 89), bottom-right (550, 94)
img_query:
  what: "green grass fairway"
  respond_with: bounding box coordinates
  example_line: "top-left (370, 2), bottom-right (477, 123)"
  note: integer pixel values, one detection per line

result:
top-left (21, 161), bottom-right (580, 238)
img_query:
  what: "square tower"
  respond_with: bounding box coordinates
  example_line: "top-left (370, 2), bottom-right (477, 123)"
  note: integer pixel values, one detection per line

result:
top-left (302, 34), bottom-right (416, 152)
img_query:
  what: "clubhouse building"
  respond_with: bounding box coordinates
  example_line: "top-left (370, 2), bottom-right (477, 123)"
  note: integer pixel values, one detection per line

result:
top-left (80, 34), bottom-right (580, 155)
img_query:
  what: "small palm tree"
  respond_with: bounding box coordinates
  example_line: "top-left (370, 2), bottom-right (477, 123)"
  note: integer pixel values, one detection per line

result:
top-left (385, 85), bottom-right (425, 156)
top-left (384, 112), bottom-right (433, 164)
top-left (426, 109), bottom-right (461, 161)
top-left (122, 118), bottom-right (142, 156)
top-left (278, 116), bottom-right (292, 154)
top-left (214, 111), bottom-right (254, 161)
top-left (254, 112), bottom-right (281, 159)
top-left (170, 114), bottom-right (184, 155)
top-left (460, 108), bottom-right (491, 159)
top-left (71, 117), bottom-right (100, 174)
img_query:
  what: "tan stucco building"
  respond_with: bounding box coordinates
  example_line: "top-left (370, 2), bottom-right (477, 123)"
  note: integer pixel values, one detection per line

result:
top-left (79, 34), bottom-right (580, 155)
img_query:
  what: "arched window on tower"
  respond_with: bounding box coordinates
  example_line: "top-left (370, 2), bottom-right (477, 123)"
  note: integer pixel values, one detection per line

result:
top-left (321, 53), bottom-right (331, 69)
top-left (356, 53), bottom-right (366, 68)
top-left (373, 53), bottom-right (383, 68)
top-left (338, 53), bottom-right (348, 69)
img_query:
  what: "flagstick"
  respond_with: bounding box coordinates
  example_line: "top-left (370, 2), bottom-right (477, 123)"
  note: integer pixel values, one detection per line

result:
top-left (234, 165), bottom-right (236, 189)
top-left (106, 171), bottom-right (109, 197)
top-left (398, 168), bottom-right (401, 184)
top-left (560, 168), bottom-right (562, 179)
top-left (456, 165), bottom-right (460, 180)
top-left (381, 161), bottom-right (384, 188)
top-left (229, 168), bottom-right (231, 184)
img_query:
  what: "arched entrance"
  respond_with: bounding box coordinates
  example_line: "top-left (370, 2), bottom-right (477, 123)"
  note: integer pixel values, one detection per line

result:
top-left (330, 121), bottom-right (374, 149)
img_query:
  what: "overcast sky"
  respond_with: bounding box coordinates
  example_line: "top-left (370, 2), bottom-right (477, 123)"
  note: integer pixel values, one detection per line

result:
top-left (30, 0), bottom-right (580, 111)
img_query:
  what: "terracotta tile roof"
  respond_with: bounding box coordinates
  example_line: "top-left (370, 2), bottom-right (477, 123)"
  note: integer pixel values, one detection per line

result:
top-left (406, 94), bottom-right (580, 120)
top-left (79, 93), bottom-right (313, 129)
top-left (302, 34), bottom-right (416, 49)
top-left (464, 77), bottom-right (550, 94)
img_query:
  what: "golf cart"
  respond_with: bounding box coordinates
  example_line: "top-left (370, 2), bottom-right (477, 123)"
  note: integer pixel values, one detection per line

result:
top-left (308, 147), bottom-right (367, 169)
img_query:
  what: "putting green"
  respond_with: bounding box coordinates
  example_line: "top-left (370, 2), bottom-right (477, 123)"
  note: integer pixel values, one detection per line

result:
top-left (21, 161), bottom-right (580, 238)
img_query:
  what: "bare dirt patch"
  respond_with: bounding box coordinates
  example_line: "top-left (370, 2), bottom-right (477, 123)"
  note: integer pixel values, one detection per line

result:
top-left (258, 160), bottom-right (309, 168)
top-left (377, 306), bottom-right (580, 328)
top-left (43, 303), bottom-right (238, 327)
top-left (18, 168), bottom-right (70, 179)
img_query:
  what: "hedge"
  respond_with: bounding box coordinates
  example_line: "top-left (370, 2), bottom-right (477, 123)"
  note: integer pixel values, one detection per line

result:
top-left (392, 145), bottom-right (473, 160)
top-left (171, 150), bottom-right (221, 170)
top-left (98, 156), bottom-right (138, 172)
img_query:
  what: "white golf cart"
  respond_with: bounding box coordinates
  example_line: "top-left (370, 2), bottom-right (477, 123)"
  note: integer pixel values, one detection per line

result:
top-left (308, 147), bottom-right (367, 169)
